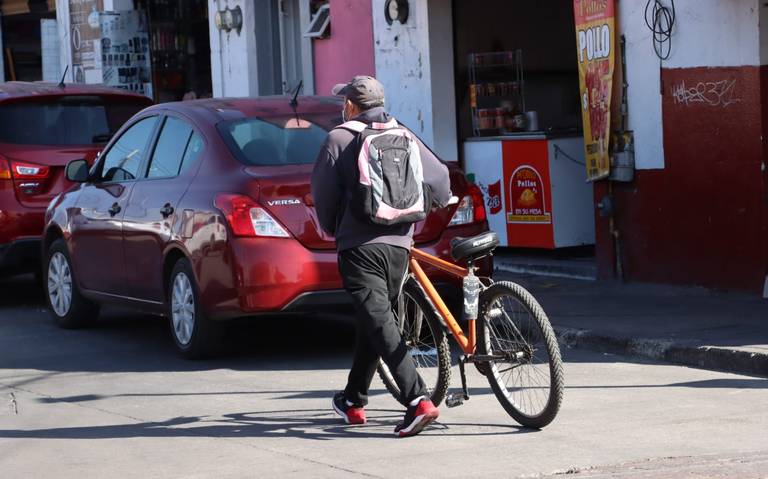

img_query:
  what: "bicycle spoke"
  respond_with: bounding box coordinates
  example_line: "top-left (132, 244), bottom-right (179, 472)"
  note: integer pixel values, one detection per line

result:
top-left (378, 283), bottom-right (450, 406)
top-left (484, 292), bottom-right (554, 418)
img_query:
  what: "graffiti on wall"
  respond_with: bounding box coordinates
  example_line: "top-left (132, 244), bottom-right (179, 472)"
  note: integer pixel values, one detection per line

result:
top-left (671, 79), bottom-right (741, 108)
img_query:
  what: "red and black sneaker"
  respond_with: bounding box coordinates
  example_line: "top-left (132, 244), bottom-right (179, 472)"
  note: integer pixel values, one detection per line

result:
top-left (394, 397), bottom-right (439, 437)
top-left (332, 392), bottom-right (366, 425)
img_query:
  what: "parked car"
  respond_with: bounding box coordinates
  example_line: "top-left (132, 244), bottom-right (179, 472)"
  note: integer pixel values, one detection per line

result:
top-left (42, 96), bottom-right (492, 357)
top-left (0, 81), bottom-right (152, 276)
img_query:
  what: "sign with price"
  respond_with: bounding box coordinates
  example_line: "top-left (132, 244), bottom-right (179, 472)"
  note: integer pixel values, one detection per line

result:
top-left (574, 0), bottom-right (615, 181)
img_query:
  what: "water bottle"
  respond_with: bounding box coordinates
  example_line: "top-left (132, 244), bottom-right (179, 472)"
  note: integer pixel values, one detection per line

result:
top-left (462, 273), bottom-right (481, 321)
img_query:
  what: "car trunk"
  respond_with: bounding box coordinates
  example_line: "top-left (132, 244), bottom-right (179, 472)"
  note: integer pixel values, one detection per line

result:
top-left (0, 93), bottom-right (151, 208)
top-left (1, 144), bottom-right (101, 208)
top-left (244, 165), bottom-right (466, 250)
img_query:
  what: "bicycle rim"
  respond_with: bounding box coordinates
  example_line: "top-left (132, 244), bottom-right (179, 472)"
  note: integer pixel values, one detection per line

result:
top-left (479, 281), bottom-right (563, 428)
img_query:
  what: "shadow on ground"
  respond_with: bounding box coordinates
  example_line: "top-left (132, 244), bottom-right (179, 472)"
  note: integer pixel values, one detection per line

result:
top-left (0, 406), bottom-right (533, 440)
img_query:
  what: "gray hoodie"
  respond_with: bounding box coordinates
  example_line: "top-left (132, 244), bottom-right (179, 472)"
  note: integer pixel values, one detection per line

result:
top-left (311, 107), bottom-right (451, 251)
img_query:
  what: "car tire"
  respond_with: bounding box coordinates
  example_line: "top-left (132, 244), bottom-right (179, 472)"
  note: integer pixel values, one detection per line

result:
top-left (45, 239), bottom-right (100, 328)
top-left (167, 257), bottom-right (221, 359)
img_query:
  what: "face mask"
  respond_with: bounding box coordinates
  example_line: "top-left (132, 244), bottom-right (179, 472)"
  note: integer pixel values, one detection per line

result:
top-left (341, 103), bottom-right (348, 123)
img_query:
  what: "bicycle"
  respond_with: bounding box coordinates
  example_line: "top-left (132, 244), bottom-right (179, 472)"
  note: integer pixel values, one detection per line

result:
top-left (376, 231), bottom-right (564, 429)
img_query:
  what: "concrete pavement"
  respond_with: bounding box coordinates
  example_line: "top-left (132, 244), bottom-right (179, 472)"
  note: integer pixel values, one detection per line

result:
top-left (1, 273), bottom-right (768, 477)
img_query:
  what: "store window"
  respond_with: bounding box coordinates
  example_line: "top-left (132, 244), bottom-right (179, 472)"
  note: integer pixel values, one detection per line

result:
top-left (136, 0), bottom-right (212, 102)
top-left (0, 1), bottom-right (56, 81)
top-left (454, 1), bottom-right (581, 139)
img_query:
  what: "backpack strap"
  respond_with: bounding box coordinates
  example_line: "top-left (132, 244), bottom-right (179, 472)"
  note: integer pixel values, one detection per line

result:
top-left (369, 118), bottom-right (398, 130)
top-left (333, 120), bottom-right (367, 134)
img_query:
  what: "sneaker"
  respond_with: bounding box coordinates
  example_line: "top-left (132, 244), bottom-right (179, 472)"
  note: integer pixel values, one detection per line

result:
top-left (332, 392), bottom-right (366, 425)
top-left (394, 397), bottom-right (439, 437)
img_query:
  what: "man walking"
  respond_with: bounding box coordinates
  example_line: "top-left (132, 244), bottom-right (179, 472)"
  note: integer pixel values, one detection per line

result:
top-left (311, 76), bottom-right (451, 437)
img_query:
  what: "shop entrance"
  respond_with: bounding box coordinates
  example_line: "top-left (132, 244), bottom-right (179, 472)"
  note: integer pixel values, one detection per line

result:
top-left (1, 1), bottom-right (56, 81)
top-left (138, 0), bottom-right (212, 102)
top-left (453, 0), bottom-right (596, 268)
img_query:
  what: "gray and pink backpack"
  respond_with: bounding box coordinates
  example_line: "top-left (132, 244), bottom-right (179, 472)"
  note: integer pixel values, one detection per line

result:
top-left (337, 119), bottom-right (430, 226)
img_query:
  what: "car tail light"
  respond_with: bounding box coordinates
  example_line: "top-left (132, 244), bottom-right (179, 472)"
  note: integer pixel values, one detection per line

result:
top-left (448, 184), bottom-right (487, 227)
top-left (0, 157), bottom-right (10, 181)
top-left (11, 161), bottom-right (50, 179)
top-left (214, 194), bottom-right (291, 238)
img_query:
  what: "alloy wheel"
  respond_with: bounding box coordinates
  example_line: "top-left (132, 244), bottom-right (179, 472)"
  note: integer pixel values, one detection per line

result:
top-left (48, 252), bottom-right (73, 317)
top-left (171, 272), bottom-right (195, 345)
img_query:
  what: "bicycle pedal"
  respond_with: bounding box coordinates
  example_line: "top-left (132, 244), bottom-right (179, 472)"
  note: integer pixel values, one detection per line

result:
top-left (445, 393), bottom-right (466, 408)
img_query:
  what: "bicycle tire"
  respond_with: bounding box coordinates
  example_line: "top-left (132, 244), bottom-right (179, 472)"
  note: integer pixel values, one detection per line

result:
top-left (377, 278), bottom-right (451, 407)
top-left (478, 281), bottom-right (564, 428)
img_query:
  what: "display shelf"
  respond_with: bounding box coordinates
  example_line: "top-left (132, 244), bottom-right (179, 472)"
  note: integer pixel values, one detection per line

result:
top-left (469, 50), bottom-right (526, 137)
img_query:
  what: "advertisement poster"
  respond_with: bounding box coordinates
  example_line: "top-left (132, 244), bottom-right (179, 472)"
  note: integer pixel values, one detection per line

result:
top-left (501, 140), bottom-right (555, 249)
top-left (100, 10), bottom-right (153, 98)
top-left (507, 165), bottom-right (551, 224)
top-left (573, 0), bottom-right (615, 181)
top-left (70, 0), bottom-right (104, 84)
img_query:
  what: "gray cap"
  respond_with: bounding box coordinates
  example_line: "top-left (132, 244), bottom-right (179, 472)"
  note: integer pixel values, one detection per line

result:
top-left (331, 75), bottom-right (385, 108)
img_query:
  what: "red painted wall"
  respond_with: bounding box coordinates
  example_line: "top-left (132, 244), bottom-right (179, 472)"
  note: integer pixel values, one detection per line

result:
top-left (312, 0), bottom-right (376, 96)
top-left (596, 66), bottom-right (768, 292)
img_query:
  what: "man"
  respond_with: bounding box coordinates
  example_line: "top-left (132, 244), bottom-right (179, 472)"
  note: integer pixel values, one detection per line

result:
top-left (311, 76), bottom-right (451, 437)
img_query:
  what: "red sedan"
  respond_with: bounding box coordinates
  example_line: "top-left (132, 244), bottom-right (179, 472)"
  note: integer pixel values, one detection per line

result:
top-left (0, 81), bottom-right (152, 276)
top-left (42, 96), bottom-right (491, 357)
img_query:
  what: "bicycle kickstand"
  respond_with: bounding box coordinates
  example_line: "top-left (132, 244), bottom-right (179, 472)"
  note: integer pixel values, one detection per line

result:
top-left (445, 355), bottom-right (471, 408)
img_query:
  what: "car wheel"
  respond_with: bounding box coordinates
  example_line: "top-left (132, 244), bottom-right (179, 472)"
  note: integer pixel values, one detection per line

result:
top-left (45, 239), bottom-right (100, 328)
top-left (168, 257), bottom-right (221, 359)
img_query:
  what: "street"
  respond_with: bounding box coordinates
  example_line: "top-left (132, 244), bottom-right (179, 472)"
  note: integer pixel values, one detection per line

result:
top-left (1, 273), bottom-right (767, 478)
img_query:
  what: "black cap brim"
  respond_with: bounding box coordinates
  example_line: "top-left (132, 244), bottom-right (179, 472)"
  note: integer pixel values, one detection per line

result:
top-left (331, 83), bottom-right (349, 96)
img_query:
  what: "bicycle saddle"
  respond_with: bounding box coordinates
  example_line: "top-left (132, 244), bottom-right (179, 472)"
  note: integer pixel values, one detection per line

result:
top-left (450, 231), bottom-right (499, 262)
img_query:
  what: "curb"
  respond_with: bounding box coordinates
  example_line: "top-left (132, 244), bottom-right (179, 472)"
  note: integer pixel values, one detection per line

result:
top-left (555, 327), bottom-right (768, 378)
top-left (493, 263), bottom-right (597, 281)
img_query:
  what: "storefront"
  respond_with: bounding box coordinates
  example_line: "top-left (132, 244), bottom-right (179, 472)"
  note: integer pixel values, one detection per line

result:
top-left (57, 0), bottom-right (211, 102)
top-left (452, 1), bottom-right (595, 250)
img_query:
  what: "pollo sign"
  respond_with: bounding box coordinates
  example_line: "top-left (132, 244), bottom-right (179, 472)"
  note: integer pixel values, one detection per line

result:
top-left (574, 0), bottom-right (615, 181)
top-left (508, 166), bottom-right (551, 224)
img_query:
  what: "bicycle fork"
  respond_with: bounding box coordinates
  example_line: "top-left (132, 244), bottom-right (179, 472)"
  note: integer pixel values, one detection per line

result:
top-left (446, 270), bottom-right (482, 408)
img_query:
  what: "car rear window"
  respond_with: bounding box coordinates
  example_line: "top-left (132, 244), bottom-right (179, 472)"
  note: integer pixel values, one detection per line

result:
top-left (0, 95), bottom-right (148, 145)
top-left (218, 116), bottom-right (331, 166)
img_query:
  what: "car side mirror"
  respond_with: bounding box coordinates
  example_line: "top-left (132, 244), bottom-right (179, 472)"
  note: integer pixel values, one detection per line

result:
top-left (66, 159), bottom-right (90, 183)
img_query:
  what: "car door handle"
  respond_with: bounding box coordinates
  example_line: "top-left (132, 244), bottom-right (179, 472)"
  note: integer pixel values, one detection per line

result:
top-left (108, 202), bottom-right (121, 217)
top-left (160, 203), bottom-right (175, 218)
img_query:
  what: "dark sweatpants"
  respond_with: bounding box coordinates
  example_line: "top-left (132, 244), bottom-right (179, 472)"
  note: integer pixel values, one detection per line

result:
top-left (338, 243), bottom-right (427, 406)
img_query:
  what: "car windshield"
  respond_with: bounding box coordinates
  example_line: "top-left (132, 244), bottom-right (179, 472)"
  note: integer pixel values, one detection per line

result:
top-left (0, 96), bottom-right (147, 145)
top-left (218, 116), bottom-right (332, 166)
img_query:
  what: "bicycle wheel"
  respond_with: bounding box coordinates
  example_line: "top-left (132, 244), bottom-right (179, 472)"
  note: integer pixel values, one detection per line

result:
top-left (377, 279), bottom-right (451, 407)
top-left (478, 281), bottom-right (564, 428)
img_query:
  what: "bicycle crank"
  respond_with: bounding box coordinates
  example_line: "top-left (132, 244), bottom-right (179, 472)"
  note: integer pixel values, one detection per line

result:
top-left (446, 355), bottom-right (471, 408)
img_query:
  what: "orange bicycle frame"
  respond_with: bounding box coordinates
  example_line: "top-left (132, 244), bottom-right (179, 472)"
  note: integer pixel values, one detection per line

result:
top-left (409, 248), bottom-right (476, 355)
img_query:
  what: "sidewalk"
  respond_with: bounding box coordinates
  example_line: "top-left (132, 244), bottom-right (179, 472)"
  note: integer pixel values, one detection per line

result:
top-left (493, 254), bottom-right (768, 377)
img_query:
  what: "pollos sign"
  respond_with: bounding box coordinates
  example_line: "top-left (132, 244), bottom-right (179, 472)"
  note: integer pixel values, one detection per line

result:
top-left (507, 165), bottom-right (551, 224)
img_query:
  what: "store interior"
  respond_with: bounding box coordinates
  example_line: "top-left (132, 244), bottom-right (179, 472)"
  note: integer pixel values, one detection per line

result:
top-left (136, 0), bottom-right (212, 102)
top-left (452, 0), bottom-right (581, 141)
top-left (454, 0), bottom-right (596, 261)
top-left (1, 7), bottom-right (56, 81)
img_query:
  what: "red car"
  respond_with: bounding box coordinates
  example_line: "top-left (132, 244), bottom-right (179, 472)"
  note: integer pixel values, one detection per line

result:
top-left (42, 96), bottom-right (491, 357)
top-left (0, 81), bottom-right (152, 276)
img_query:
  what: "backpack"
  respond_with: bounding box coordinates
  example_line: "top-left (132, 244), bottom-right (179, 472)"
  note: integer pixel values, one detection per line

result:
top-left (336, 119), bottom-right (430, 226)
